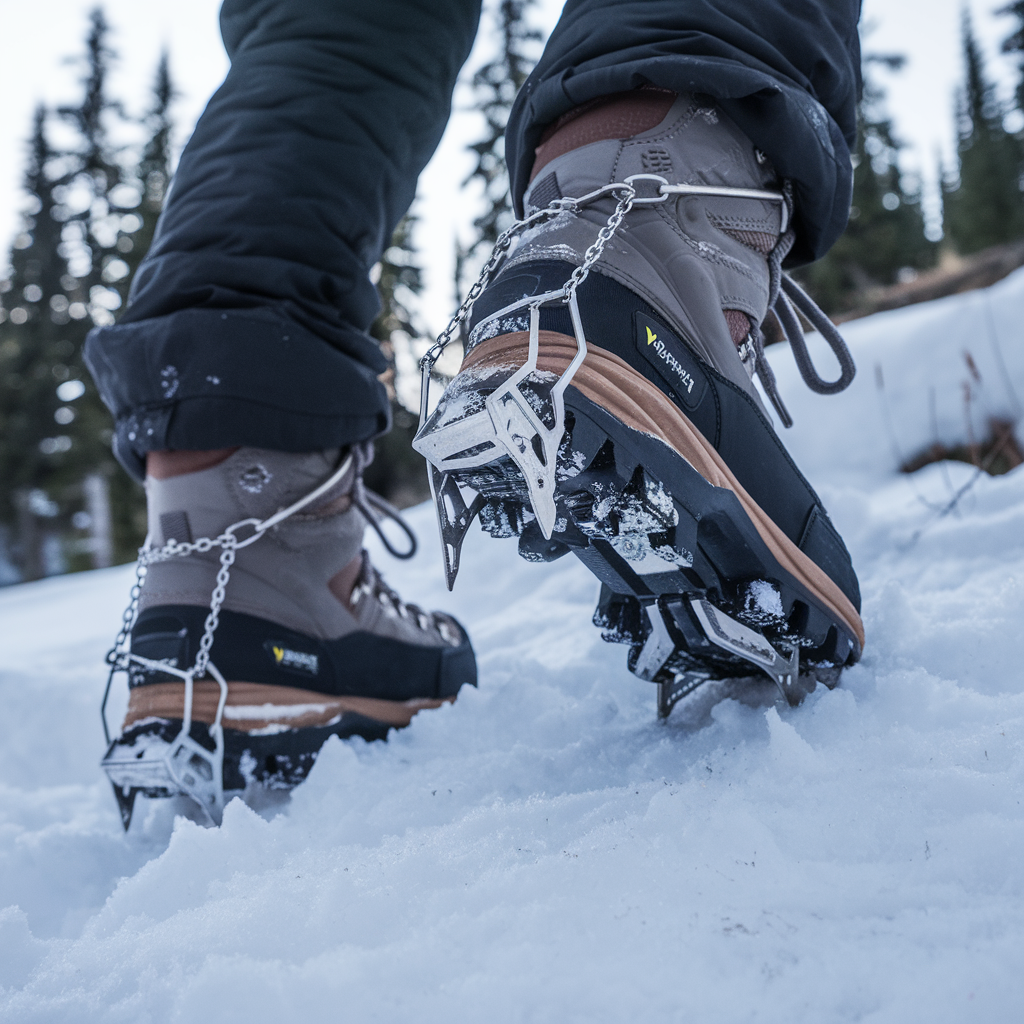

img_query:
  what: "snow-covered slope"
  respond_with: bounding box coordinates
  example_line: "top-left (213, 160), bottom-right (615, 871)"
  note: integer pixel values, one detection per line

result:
top-left (2, 272), bottom-right (1024, 1023)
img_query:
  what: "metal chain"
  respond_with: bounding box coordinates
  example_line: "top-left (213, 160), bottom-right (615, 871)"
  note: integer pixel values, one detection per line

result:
top-left (105, 557), bottom-right (146, 667)
top-left (562, 188), bottom-right (636, 300)
top-left (104, 531), bottom-right (243, 679)
top-left (105, 451), bottom-right (358, 686)
top-left (194, 539), bottom-right (237, 679)
top-left (421, 204), bottom-right (562, 370)
top-left (420, 185), bottom-right (637, 374)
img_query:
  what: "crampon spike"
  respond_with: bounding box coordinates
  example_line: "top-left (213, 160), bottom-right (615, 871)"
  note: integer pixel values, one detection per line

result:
top-left (112, 783), bottom-right (139, 831)
top-left (428, 465), bottom-right (485, 590)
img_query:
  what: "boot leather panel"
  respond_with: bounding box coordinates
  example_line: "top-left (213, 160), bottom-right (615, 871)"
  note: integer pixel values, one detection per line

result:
top-left (129, 604), bottom-right (475, 706)
top-left (514, 95), bottom-right (781, 407)
top-left (141, 448), bottom-right (366, 639)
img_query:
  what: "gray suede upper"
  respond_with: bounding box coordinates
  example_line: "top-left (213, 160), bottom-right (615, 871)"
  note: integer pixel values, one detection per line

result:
top-left (141, 448), bottom-right (456, 648)
top-left (510, 96), bottom-right (780, 413)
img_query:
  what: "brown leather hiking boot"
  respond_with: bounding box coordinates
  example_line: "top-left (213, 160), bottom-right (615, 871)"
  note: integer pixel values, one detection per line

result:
top-left (413, 93), bottom-right (862, 718)
top-left (102, 443), bottom-right (475, 828)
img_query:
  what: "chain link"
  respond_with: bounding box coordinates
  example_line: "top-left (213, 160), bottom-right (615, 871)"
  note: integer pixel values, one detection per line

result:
top-left (105, 525), bottom-right (256, 680)
top-left (562, 188), bottom-right (635, 300)
top-left (420, 185), bottom-right (636, 375)
top-left (105, 451), bottom-right (358, 693)
top-left (194, 539), bottom-right (237, 678)
top-left (105, 558), bottom-right (146, 667)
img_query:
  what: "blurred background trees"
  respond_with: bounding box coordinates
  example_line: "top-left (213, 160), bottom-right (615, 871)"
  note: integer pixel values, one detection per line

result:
top-left (364, 213), bottom-right (432, 508)
top-left (367, 0), bottom-right (539, 507)
top-left (5, 2), bottom-right (1024, 583)
top-left (943, 9), bottom-right (1024, 253)
top-left (0, 8), bottom-right (167, 582)
top-left (0, 1), bottom-right (542, 581)
top-left (452, 0), bottom-right (540, 332)
top-left (463, 0), bottom-right (541, 258)
top-left (797, 9), bottom-right (1024, 317)
top-left (792, 54), bottom-right (939, 315)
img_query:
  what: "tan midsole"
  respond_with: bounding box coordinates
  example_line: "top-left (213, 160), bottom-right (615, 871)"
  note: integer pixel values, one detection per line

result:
top-left (123, 681), bottom-right (451, 732)
top-left (462, 331), bottom-right (865, 651)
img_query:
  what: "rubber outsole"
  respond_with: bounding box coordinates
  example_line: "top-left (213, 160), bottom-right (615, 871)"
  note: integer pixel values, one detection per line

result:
top-left (123, 680), bottom-right (451, 732)
top-left (104, 605), bottom-right (475, 810)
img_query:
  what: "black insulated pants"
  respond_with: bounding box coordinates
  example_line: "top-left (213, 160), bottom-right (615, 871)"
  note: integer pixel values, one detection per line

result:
top-left (85, 0), bottom-right (861, 480)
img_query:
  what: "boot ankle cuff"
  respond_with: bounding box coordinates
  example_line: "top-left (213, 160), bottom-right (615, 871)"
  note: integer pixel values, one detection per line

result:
top-left (530, 87), bottom-right (677, 184)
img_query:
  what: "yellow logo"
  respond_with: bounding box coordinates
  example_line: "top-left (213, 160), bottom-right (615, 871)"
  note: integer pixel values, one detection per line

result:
top-left (646, 325), bottom-right (658, 345)
top-left (266, 641), bottom-right (319, 674)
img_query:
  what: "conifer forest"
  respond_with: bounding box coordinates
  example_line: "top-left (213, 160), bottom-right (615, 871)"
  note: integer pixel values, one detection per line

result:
top-left (3, 1), bottom-right (1024, 584)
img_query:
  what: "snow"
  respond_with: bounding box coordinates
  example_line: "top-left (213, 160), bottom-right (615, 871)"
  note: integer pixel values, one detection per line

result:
top-left (3, 272), bottom-right (1024, 1022)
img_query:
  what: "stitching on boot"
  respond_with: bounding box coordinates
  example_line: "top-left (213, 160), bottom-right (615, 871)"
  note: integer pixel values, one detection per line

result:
top-left (707, 212), bottom-right (778, 231)
top-left (613, 106), bottom-right (700, 179)
top-left (622, 101), bottom-right (701, 148)
top-left (717, 228), bottom-right (778, 254)
top-left (707, 214), bottom-right (777, 255)
top-left (655, 205), bottom-right (760, 281)
top-left (719, 293), bottom-right (761, 316)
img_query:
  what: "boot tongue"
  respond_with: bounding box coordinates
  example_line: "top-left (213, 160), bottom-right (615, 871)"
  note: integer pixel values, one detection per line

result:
top-left (723, 309), bottom-right (751, 346)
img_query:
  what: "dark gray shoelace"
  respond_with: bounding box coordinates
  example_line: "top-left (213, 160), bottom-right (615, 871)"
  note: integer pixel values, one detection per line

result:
top-left (752, 185), bottom-right (857, 428)
top-left (346, 442), bottom-right (418, 560)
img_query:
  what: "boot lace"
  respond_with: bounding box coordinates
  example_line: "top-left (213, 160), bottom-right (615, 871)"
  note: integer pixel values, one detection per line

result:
top-left (351, 555), bottom-right (459, 643)
top-left (750, 182), bottom-right (857, 427)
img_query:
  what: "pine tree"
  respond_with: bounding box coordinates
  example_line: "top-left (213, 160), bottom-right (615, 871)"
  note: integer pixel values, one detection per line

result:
top-left (0, 108), bottom-right (77, 578)
top-left (0, 10), bottom-right (172, 580)
top-left (364, 215), bottom-right (431, 507)
top-left (1000, 1), bottom-right (1024, 121)
top-left (794, 55), bottom-right (937, 315)
top-left (53, 6), bottom-right (151, 570)
top-left (57, 8), bottom-right (127, 302)
top-left (944, 10), bottom-right (1024, 254)
top-left (463, 0), bottom-right (541, 258)
top-left (120, 50), bottom-right (175, 286)
top-left (104, 51), bottom-right (178, 558)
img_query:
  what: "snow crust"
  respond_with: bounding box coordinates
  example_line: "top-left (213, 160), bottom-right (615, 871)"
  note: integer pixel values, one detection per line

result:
top-left (3, 272), bottom-right (1024, 1021)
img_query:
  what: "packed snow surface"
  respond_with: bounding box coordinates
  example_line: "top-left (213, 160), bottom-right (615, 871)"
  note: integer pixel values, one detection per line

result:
top-left (3, 272), bottom-right (1024, 1022)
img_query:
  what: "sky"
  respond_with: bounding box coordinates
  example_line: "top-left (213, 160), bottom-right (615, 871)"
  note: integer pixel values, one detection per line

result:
top-left (0, 0), bottom-right (1020, 357)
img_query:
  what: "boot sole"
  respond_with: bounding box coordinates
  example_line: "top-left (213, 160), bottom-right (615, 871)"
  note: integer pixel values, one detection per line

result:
top-left (101, 605), bottom-right (474, 823)
top-left (106, 684), bottom-right (452, 799)
top-left (447, 332), bottom-right (863, 704)
top-left (123, 680), bottom-right (451, 733)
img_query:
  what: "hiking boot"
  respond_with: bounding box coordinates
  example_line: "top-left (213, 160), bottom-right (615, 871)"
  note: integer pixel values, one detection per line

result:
top-left (102, 443), bottom-right (475, 828)
top-left (412, 92), bottom-right (863, 717)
